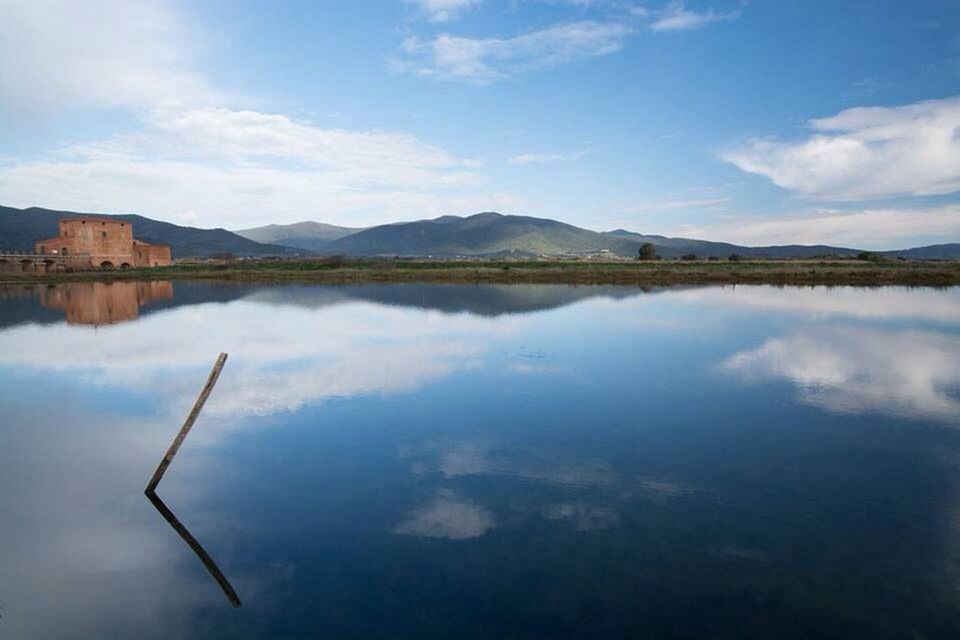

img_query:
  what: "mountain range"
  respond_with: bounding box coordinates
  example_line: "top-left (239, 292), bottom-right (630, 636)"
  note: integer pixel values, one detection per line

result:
top-left (2, 205), bottom-right (958, 260)
top-left (241, 212), bottom-right (960, 260)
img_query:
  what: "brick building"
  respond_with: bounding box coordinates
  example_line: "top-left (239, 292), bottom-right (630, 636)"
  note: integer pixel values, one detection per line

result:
top-left (35, 218), bottom-right (172, 268)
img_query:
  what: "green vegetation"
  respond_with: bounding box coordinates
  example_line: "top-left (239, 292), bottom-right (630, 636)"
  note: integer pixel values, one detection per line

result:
top-left (637, 243), bottom-right (658, 261)
top-left (4, 257), bottom-right (960, 286)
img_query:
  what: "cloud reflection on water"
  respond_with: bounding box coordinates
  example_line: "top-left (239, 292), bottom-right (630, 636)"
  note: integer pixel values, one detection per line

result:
top-left (3, 283), bottom-right (960, 637)
top-left (671, 285), bottom-right (960, 324)
top-left (723, 326), bottom-right (960, 423)
top-left (0, 299), bottom-right (518, 428)
top-left (393, 489), bottom-right (497, 540)
top-left (405, 440), bottom-right (616, 488)
top-left (542, 502), bottom-right (621, 531)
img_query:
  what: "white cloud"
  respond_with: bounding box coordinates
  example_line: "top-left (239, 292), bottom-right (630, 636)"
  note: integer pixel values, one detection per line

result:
top-left (649, 1), bottom-right (741, 32)
top-left (0, 105), bottom-right (520, 228)
top-left (508, 151), bottom-right (586, 165)
top-left (0, 0), bottom-right (218, 115)
top-left (408, 0), bottom-right (482, 22)
top-left (0, 3), bottom-right (521, 228)
top-left (394, 2), bottom-right (743, 82)
top-left (393, 490), bottom-right (495, 539)
top-left (724, 96), bottom-right (960, 200)
top-left (138, 105), bottom-right (472, 184)
top-left (723, 327), bottom-right (960, 424)
top-left (395, 21), bottom-right (634, 81)
top-left (673, 203), bottom-right (960, 249)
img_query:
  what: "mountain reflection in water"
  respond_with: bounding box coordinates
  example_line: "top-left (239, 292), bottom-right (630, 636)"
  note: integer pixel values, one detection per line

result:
top-left (1, 281), bottom-right (960, 639)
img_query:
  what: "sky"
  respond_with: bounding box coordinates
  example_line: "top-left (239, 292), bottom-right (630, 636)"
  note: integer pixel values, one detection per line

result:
top-left (0, 0), bottom-right (958, 249)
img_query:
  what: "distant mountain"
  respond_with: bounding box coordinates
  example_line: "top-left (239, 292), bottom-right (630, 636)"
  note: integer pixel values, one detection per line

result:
top-left (0, 206), bottom-right (303, 258)
top-left (603, 229), bottom-right (863, 259)
top-left (324, 212), bottom-right (642, 257)
top-left (322, 212), bottom-right (873, 259)
top-left (316, 212), bottom-right (960, 259)
top-left (234, 221), bottom-right (364, 252)
top-left (881, 244), bottom-right (960, 260)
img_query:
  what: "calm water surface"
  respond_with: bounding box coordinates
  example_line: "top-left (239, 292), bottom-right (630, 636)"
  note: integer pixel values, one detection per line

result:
top-left (2, 281), bottom-right (960, 639)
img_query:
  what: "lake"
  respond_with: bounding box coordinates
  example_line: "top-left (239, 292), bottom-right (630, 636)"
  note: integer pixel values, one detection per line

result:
top-left (2, 281), bottom-right (960, 639)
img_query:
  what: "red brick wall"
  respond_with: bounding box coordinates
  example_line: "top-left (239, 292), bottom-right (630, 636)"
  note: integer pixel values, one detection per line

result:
top-left (146, 244), bottom-right (172, 267)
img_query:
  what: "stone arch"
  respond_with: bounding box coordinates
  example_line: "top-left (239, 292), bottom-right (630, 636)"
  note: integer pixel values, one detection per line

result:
top-left (43, 259), bottom-right (56, 273)
top-left (120, 262), bottom-right (131, 269)
top-left (0, 259), bottom-right (11, 273)
top-left (20, 259), bottom-right (35, 273)
top-left (100, 261), bottom-right (114, 269)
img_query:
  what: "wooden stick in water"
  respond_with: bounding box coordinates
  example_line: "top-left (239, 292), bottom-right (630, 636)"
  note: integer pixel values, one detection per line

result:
top-left (145, 352), bottom-right (228, 493)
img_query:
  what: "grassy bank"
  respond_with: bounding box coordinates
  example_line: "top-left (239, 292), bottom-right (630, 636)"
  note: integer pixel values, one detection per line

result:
top-left (3, 258), bottom-right (960, 286)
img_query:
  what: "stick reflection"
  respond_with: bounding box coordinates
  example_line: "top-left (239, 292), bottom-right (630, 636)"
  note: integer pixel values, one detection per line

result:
top-left (145, 491), bottom-right (242, 607)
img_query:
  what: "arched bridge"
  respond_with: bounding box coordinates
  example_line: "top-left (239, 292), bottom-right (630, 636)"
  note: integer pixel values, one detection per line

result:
top-left (0, 252), bottom-right (92, 273)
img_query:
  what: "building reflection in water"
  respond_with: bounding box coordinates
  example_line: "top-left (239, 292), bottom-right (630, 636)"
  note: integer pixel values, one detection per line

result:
top-left (146, 491), bottom-right (242, 607)
top-left (39, 281), bottom-right (174, 326)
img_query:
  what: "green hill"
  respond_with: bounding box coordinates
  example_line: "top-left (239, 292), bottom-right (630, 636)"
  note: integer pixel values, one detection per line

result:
top-left (325, 212), bottom-right (641, 257)
top-left (323, 212), bottom-right (884, 259)
top-left (234, 221), bottom-right (364, 252)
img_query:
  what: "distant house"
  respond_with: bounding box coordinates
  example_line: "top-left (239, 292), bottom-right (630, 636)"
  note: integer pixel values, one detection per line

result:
top-left (35, 217), bottom-right (172, 268)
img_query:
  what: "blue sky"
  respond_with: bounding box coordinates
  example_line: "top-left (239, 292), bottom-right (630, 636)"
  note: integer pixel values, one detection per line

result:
top-left (0, 0), bottom-right (958, 248)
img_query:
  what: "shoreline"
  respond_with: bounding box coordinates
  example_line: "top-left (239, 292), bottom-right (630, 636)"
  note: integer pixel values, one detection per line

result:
top-left (2, 259), bottom-right (959, 287)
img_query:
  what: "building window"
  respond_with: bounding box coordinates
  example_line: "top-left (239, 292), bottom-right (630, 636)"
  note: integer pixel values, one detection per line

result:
top-left (102, 231), bottom-right (107, 239)
top-left (61, 247), bottom-right (68, 255)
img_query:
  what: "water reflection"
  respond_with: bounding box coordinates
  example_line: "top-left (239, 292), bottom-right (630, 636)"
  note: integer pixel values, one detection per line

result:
top-left (393, 489), bottom-right (496, 540)
top-left (723, 326), bottom-right (960, 423)
top-left (542, 501), bottom-right (621, 531)
top-left (2, 282), bottom-right (960, 638)
top-left (246, 283), bottom-right (656, 316)
top-left (40, 281), bottom-right (173, 326)
top-left (146, 491), bottom-right (242, 607)
top-left (404, 439), bottom-right (615, 488)
top-left (0, 292), bottom-right (496, 424)
top-left (671, 285), bottom-right (960, 323)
